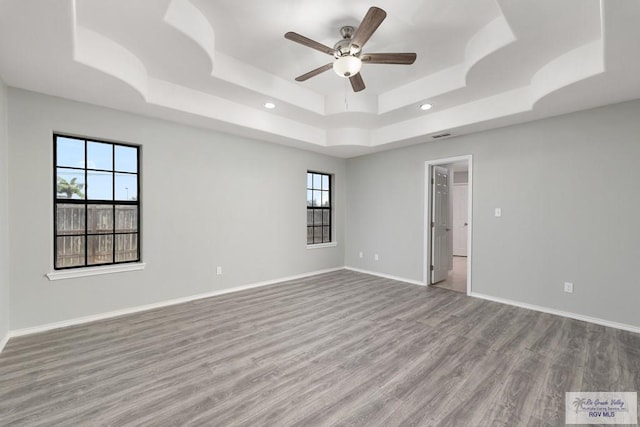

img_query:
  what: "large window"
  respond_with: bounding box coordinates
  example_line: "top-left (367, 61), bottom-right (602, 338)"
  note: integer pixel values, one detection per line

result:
top-left (54, 134), bottom-right (140, 269)
top-left (306, 171), bottom-right (331, 244)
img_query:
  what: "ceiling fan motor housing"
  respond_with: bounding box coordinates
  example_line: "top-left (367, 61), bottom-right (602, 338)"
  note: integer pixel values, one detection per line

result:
top-left (334, 26), bottom-right (361, 57)
top-left (332, 26), bottom-right (363, 78)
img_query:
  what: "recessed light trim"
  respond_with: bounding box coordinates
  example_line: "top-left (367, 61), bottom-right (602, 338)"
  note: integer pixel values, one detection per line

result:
top-left (420, 103), bottom-right (433, 111)
top-left (264, 102), bottom-right (276, 109)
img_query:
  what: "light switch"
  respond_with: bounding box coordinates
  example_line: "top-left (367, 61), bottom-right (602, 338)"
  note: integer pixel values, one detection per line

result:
top-left (494, 208), bottom-right (502, 217)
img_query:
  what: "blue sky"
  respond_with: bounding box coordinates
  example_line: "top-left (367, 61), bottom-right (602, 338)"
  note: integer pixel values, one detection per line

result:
top-left (306, 172), bottom-right (329, 207)
top-left (56, 137), bottom-right (138, 201)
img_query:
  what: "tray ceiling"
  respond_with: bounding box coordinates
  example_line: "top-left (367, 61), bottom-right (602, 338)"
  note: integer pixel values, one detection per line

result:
top-left (0, 0), bottom-right (639, 157)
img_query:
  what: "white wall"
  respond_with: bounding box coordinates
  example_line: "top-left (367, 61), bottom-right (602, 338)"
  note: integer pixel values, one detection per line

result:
top-left (8, 89), bottom-right (345, 330)
top-left (0, 78), bottom-right (9, 344)
top-left (346, 100), bottom-right (640, 328)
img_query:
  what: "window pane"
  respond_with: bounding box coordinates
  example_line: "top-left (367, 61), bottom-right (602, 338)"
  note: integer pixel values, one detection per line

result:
top-left (56, 236), bottom-right (85, 268)
top-left (115, 173), bottom-right (137, 201)
top-left (306, 209), bottom-right (313, 227)
top-left (56, 136), bottom-right (84, 168)
top-left (116, 233), bottom-right (138, 262)
top-left (116, 205), bottom-right (138, 232)
top-left (321, 191), bottom-right (329, 207)
top-left (57, 168), bottom-right (85, 200)
top-left (54, 136), bottom-right (141, 269)
top-left (87, 171), bottom-right (113, 200)
top-left (115, 145), bottom-right (138, 173)
top-left (88, 235), bottom-right (113, 265)
top-left (87, 141), bottom-right (112, 170)
top-left (56, 204), bottom-right (85, 235)
top-left (87, 205), bottom-right (113, 234)
top-left (306, 172), bottom-right (331, 245)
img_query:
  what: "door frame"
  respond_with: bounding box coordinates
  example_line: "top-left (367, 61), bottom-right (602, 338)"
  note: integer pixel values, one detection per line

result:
top-left (424, 155), bottom-right (473, 294)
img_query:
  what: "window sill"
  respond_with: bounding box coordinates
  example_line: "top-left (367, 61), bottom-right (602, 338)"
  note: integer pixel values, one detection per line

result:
top-left (306, 242), bottom-right (338, 250)
top-left (46, 262), bottom-right (146, 281)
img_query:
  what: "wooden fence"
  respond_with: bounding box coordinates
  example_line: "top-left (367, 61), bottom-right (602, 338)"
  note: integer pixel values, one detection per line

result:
top-left (56, 204), bottom-right (138, 267)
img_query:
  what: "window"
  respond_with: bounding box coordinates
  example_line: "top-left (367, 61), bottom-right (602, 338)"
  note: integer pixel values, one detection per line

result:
top-left (54, 134), bottom-right (140, 269)
top-left (306, 171), bottom-right (331, 244)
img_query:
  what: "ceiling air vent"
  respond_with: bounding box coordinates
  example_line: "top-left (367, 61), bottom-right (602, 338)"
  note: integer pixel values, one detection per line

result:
top-left (431, 133), bottom-right (452, 139)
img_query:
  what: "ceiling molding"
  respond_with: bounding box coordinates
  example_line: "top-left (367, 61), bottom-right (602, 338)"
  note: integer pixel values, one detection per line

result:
top-left (0, 0), bottom-right (637, 157)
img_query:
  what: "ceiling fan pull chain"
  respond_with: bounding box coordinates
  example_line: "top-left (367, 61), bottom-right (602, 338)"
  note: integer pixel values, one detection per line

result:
top-left (344, 78), bottom-right (349, 110)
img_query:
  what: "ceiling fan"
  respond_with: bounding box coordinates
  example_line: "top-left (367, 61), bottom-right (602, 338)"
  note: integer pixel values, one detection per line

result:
top-left (284, 6), bottom-right (417, 92)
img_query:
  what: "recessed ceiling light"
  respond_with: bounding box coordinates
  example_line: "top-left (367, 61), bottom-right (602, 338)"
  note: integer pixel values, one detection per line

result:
top-left (264, 102), bottom-right (276, 109)
top-left (420, 103), bottom-right (433, 111)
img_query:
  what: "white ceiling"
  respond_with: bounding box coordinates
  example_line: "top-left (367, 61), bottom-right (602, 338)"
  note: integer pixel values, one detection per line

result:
top-left (1, 0), bottom-right (639, 157)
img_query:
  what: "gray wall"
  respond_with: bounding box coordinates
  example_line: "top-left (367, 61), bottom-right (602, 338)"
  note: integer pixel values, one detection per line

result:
top-left (346, 100), bottom-right (640, 328)
top-left (0, 79), bottom-right (9, 341)
top-left (6, 86), bottom-right (640, 332)
top-left (8, 89), bottom-right (345, 329)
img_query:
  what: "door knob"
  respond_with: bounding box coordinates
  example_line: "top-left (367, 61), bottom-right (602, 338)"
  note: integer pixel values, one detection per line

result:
top-left (464, 222), bottom-right (468, 226)
top-left (446, 228), bottom-right (451, 231)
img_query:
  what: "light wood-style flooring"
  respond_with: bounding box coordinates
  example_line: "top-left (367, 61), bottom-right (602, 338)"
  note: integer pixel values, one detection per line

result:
top-left (1, 270), bottom-right (639, 426)
top-left (433, 256), bottom-right (467, 294)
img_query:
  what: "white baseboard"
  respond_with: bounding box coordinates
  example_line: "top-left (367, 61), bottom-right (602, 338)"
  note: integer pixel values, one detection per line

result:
top-left (0, 332), bottom-right (9, 354)
top-left (8, 268), bottom-right (636, 349)
top-left (470, 292), bottom-right (640, 334)
top-left (344, 266), bottom-right (425, 287)
top-left (8, 266), bottom-right (345, 339)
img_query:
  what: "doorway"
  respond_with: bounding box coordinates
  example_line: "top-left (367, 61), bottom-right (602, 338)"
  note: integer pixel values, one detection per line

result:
top-left (424, 156), bottom-right (472, 294)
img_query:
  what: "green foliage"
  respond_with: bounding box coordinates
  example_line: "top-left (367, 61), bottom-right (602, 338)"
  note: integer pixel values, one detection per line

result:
top-left (57, 176), bottom-right (85, 199)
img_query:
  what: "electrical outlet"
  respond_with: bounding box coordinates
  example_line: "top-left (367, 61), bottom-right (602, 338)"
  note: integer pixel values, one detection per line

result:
top-left (564, 282), bottom-right (573, 293)
top-left (358, 251), bottom-right (363, 258)
top-left (495, 208), bottom-right (502, 217)
top-left (374, 253), bottom-right (379, 261)
top-left (216, 266), bottom-right (222, 275)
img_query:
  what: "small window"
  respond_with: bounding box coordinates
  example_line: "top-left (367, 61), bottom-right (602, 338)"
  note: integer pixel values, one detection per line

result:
top-left (306, 171), bottom-right (331, 244)
top-left (54, 135), bottom-right (140, 269)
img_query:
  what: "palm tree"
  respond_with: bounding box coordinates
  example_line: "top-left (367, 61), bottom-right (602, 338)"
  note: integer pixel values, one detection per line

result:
top-left (572, 397), bottom-right (587, 413)
top-left (57, 176), bottom-right (85, 199)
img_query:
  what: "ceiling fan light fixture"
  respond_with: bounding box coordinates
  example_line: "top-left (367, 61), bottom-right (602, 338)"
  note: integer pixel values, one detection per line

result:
top-left (333, 55), bottom-right (362, 78)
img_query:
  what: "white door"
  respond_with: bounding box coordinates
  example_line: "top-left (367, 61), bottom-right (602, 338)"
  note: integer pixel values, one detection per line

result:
top-left (431, 166), bottom-right (451, 284)
top-left (453, 184), bottom-right (468, 256)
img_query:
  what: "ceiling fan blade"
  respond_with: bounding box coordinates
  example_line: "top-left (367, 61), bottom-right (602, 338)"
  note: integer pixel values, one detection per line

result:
top-left (361, 52), bottom-right (417, 65)
top-left (285, 32), bottom-right (336, 56)
top-left (295, 63), bottom-right (334, 82)
top-left (349, 73), bottom-right (365, 92)
top-left (351, 7), bottom-right (387, 50)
